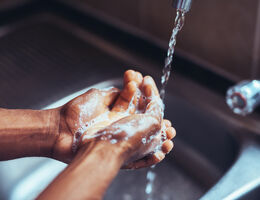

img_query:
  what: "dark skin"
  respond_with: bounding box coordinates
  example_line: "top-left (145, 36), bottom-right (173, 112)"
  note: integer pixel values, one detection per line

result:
top-left (0, 70), bottom-right (176, 199)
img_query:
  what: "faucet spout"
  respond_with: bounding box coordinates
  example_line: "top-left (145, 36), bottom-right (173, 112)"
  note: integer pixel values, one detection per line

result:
top-left (172, 0), bottom-right (192, 12)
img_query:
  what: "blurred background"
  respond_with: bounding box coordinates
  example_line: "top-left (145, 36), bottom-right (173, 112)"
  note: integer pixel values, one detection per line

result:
top-left (0, 0), bottom-right (260, 200)
top-left (53, 0), bottom-right (260, 81)
top-left (1, 0), bottom-right (260, 81)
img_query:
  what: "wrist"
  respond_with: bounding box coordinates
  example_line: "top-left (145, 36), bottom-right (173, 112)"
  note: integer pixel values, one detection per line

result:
top-left (0, 108), bottom-right (60, 160)
top-left (76, 140), bottom-right (125, 166)
top-left (48, 108), bottom-right (61, 137)
top-left (46, 108), bottom-right (61, 157)
top-left (38, 140), bottom-right (124, 200)
top-left (26, 108), bottom-right (61, 158)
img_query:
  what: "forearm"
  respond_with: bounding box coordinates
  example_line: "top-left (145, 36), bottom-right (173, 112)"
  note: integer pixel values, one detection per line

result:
top-left (0, 108), bottom-right (60, 160)
top-left (37, 141), bottom-right (124, 200)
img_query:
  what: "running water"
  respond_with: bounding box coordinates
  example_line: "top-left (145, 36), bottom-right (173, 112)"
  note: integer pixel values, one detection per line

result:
top-left (160, 10), bottom-right (186, 100)
top-left (145, 10), bottom-right (186, 200)
top-left (145, 169), bottom-right (156, 200)
top-left (72, 11), bottom-right (186, 198)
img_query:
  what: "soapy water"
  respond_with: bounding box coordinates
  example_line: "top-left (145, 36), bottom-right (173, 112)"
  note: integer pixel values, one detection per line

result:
top-left (71, 86), bottom-right (166, 200)
top-left (72, 88), bottom-right (141, 152)
top-left (72, 87), bottom-right (165, 153)
top-left (71, 83), bottom-right (167, 200)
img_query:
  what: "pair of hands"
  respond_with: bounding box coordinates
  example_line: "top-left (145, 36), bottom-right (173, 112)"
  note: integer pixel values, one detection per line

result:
top-left (52, 70), bottom-right (175, 169)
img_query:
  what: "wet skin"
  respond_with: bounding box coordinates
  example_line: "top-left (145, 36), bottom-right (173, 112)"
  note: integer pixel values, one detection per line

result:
top-left (53, 70), bottom-right (175, 168)
top-left (0, 70), bottom-right (175, 200)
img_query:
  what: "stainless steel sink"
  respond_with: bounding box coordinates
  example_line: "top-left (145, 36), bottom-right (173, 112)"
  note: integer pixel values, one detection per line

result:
top-left (0, 78), bottom-right (238, 200)
top-left (0, 8), bottom-right (259, 200)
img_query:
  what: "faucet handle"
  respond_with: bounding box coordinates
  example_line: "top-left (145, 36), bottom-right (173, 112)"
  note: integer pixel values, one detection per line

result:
top-left (226, 80), bottom-right (260, 115)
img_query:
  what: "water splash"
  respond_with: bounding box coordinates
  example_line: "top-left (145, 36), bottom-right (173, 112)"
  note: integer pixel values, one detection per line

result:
top-left (160, 10), bottom-right (186, 100)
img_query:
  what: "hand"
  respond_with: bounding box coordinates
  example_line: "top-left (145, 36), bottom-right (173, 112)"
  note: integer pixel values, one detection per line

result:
top-left (39, 70), bottom-right (176, 200)
top-left (52, 87), bottom-right (120, 163)
top-left (78, 70), bottom-right (175, 168)
top-left (52, 70), bottom-right (175, 167)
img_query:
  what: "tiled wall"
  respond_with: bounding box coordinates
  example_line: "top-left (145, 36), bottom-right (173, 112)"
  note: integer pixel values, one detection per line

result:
top-left (68, 0), bottom-right (260, 81)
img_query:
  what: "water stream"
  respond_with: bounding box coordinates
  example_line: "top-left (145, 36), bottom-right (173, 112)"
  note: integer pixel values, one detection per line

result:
top-left (160, 10), bottom-right (186, 100)
top-left (145, 10), bottom-right (186, 200)
top-left (145, 169), bottom-right (156, 200)
top-left (72, 9), bottom-right (186, 200)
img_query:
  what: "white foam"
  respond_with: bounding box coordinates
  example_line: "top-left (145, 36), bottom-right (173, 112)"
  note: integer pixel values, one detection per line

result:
top-left (73, 80), bottom-right (166, 156)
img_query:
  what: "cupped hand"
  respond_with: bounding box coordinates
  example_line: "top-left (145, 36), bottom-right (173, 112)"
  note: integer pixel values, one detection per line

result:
top-left (78, 70), bottom-right (176, 168)
top-left (52, 87), bottom-right (120, 163)
top-left (52, 70), bottom-right (175, 168)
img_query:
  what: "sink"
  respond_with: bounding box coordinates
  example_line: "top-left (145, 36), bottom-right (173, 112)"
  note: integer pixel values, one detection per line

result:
top-left (0, 7), bottom-right (244, 200)
top-left (0, 78), bottom-right (239, 200)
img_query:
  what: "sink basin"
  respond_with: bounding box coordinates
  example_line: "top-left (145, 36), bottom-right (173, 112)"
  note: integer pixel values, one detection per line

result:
top-left (0, 10), bottom-right (240, 200)
top-left (0, 78), bottom-right (239, 200)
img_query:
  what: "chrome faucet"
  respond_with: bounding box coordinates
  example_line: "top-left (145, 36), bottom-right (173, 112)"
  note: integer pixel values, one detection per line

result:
top-left (170, 1), bottom-right (260, 199)
top-left (226, 80), bottom-right (260, 115)
top-left (172, 0), bottom-right (192, 12)
top-left (171, 1), bottom-right (260, 116)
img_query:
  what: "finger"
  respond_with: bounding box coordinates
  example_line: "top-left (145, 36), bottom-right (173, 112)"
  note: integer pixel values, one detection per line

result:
top-left (102, 88), bottom-right (121, 106)
top-left (124, 70), bottom-right (135, 85)
top-left (121, 81), bottom-right (137, 102)
top-left (166, 127), bottom-right (176, 140)
top-left (133, 151), bottom-right (165, 169)
top-left (122, 158), bottom-right (153, 169)
top-left (161, 140), bottom-right (174, 154)
top-left (112, 81), bottom-right (137, 112)
top-left (123, 150), bottom-right (166, 170)
top-left (135, 71), bottom-right (143, 87)
top-left (142, 76), bottom-right (159, 98)
top-left (163, 119), bottom-right (172, 128)
top-left (153, 151), bottom-right (166, 162)
top-left (124, 70), bottom-right (143, 87)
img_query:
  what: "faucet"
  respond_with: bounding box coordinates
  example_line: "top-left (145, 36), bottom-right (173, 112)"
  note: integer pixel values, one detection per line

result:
top-left (226, 80), bottom-right (260, 115)
top-left (171, 1), bottom-right (260, 116)
top-left (172, 0), bottom-right (192, 12)
top-left (171, 1), bottom-right (260, 117)
top-left (170, 1), bottom-right (260, 199)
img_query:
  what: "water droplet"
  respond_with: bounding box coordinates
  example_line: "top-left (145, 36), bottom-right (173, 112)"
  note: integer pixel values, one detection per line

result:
top-left (110, 139), bottom-right (117, 144)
